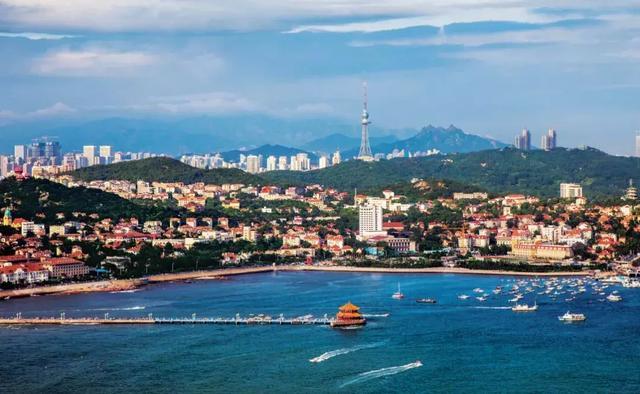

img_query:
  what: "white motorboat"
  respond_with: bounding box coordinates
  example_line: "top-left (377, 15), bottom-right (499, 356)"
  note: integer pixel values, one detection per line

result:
top-left (558, 311), bottom-right (586, 322)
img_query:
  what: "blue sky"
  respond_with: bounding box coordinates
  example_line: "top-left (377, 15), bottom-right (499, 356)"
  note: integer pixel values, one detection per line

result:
top-left (0, 1), bottom-right (639, 154)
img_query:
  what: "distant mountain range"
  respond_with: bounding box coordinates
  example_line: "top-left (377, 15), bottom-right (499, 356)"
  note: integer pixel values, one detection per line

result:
top-left (300, 133), bottom-right (398, 154)
top-left (0, 115), bottom-right (372, 155)
top-left (338, 125), bottom-right (508, 158)
top-left (0, 115), bottom-right (507, 158)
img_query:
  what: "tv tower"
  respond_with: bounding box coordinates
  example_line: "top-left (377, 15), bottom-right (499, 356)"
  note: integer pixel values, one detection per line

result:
top-left (358, 82), bottom-right (374, 161)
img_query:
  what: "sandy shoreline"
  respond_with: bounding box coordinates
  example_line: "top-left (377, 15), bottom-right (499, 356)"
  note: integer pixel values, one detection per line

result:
top-left (0, 265), bottom-right (591, 299)
top-left (0, 279), bottom-right (142, 299)
top-left (292, 265), bottom-right (591, 277)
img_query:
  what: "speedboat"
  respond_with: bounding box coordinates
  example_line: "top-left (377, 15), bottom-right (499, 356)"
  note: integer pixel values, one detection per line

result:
top-left (416, 298), bottom-right (437, 304)
top-left (558, 311), bottom-right (586, 322)
top-left (475, 296), bottom-right (488, 302)
top-left (512, 303), bottom-right (538, 312)
top-left (606, 294), bottom-right (622, 302)
top-left (392, 283), bottom-right (404, 300)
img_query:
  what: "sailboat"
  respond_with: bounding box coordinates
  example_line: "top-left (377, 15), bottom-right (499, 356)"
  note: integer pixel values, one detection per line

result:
top-left (392, 283), bottom-right (404, 299)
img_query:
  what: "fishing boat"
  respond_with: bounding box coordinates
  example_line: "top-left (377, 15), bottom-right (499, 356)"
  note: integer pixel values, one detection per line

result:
top-left (558, 311), bottom-right (586, 322)
top-left (392, 283), bottom-right (404, 300)
top-left (511, 303), bottom-right (538, 312)
top-left (416, 298), bottom-right (437, 304)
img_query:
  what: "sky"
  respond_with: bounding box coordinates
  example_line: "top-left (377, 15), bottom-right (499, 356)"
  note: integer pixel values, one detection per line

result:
top-left (0, 1), bottom-right (639, 154)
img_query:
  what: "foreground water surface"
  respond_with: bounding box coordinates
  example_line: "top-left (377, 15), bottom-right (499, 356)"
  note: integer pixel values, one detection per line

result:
top-left (1, 271), bottom-right (639, 393)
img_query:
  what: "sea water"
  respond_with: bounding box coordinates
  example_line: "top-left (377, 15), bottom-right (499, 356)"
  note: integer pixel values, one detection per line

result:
top-left (1, 271), bottom-right (639, 393)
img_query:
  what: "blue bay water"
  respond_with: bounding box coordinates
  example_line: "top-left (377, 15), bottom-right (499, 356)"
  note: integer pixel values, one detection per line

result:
top-left (1, 272), bottom-right (639, 393)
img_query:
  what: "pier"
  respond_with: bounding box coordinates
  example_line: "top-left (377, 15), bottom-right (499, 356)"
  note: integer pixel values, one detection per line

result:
top-left (0, 312), bottom-right (334, 326)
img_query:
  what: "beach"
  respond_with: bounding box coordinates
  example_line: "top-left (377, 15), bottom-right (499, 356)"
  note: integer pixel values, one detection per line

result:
top-left (0, 279), bottom-right (142, 299)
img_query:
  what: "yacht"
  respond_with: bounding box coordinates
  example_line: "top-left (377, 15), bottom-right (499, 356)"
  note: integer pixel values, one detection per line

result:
top-left (392, 284), bottom-right (404, 300)
top-left (458, 294), bottom-right (470, 300)
top-left (512, 303), bottom-right (538, 312)
top-left (558, 311), bottom-right (586, 322)
top-left (606, 294), bottom-right (622, 302)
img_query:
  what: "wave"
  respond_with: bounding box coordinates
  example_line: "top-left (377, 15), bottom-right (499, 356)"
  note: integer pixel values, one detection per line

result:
top-left (340, 361), bottom-right (423, 387)
top-left (109, 289), bottom-right (140, 294)
top-left (310, 342), bottom-right (384, 363)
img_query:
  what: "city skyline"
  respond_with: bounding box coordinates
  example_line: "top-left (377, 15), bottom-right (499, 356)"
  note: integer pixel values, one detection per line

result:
top-left (0, 2), bottom-right (639, 154)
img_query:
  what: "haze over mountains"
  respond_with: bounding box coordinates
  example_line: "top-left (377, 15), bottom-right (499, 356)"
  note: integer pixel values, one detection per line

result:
top-left (0, 115), bottom-right (508, 158)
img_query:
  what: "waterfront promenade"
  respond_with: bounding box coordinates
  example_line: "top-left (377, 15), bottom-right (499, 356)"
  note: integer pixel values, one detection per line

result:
top-left (0, 264), bottom-right (593, 299)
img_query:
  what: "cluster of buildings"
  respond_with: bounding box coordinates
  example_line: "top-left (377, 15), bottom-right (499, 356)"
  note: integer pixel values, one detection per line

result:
top-left (0, 139), bottom-right (160, 179)
top-left (3, 163), bottom-right (640, 285)
top-left (514, 128), bottom-right (557, 151)
top-left (179, 150), bottom-right (344, 173)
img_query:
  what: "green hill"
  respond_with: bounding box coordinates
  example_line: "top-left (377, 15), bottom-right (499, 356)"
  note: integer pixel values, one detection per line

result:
top-left (262, 147), bottom-right (640, 198)
top-left (70, 157), bottom-right (260, 185)
top-left (0, 177), bottom-right (173, 223)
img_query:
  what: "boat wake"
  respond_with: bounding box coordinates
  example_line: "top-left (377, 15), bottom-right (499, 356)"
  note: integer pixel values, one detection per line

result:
top-left (309, 342), bottom-right (383, 363)
top-left (472, 306), bottom-right (511, 310)
top-left (85, 306), bottom-right (146, 312)
top-left (340, 361), bottom-right (423, 387)
top-left (362, 313), bottom-right (389, 318)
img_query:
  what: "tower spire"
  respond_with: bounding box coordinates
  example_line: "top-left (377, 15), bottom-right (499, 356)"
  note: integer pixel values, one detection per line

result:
top-left (358, 81), bottom-right (373, 161)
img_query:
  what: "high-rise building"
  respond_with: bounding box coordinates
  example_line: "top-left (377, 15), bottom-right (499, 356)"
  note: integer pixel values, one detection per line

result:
top-left (514, 128), bottom-right (531, 150)
top-left (635, 132), bottom-right (640, 157)
top-left (541, 128), bottom-right (557, 151)
top-left (14, 145), bottom-right (26, 164)
top-left (357, 82), bottom-right (374, 161)
top-left (332, 149), bottom-right (341, 166)
top-left (0, 155), bottom-right (9, 178)
top-left (278, 156), bottom-right (288, 170)
top-left (266, 155), bottom-right (277, 171)
top-left (83, 145), bottom-right (97, 164)
top-left (318, 156), bottom-right (329, 169)
top-left (560, 183), bottom-right (583, 198)
top-left (99, 145), bottom-right (112, 159)
top-left (43, 141), bottom-right (61, 163)
top-left (246, 155), bottom-right (260, 174)
top-left (290, 155), bottom-right (299, 171)
top-left (359, 204), bottom-right (383, 238)
top-left (295, 153), bottom-right (310, 171)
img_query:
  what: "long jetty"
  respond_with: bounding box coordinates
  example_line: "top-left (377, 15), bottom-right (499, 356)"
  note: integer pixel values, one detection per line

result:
top-left (0, 313), bottom-right (334, 326)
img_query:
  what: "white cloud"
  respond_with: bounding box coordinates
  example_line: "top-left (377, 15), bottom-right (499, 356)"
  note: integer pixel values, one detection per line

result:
top-left (149, 92), bottom-right (260, 114)
top-left (0, 0), bottom-right (635, 33)
top-left (0, 102), bottom-right (76, 124)
top-left (350, 25), bottom-right (594, 48)
top-left (29, 102), bottom-right (76, 117)
top-left (0, 32), bottom-right (76, 40)
top-left (32, 48), bottom-right (154, 76)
